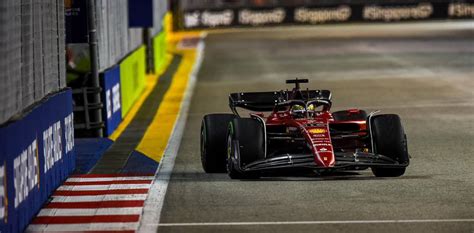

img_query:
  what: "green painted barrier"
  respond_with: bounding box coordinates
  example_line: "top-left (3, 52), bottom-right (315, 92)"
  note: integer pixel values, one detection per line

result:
top-left (120, 45), bottom-right (146, 118)
top-left (153, 30), bottom-right (167, 74)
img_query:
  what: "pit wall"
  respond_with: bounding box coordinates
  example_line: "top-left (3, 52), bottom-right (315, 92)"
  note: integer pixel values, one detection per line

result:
top-left (0, 89), bottom-right (75, 233)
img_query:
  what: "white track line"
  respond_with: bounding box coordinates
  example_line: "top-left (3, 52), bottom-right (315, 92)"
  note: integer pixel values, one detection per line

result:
top-left (25, 222), bottom-right (139, 232)
top-left (57, 184), bottom-right (151, 191)
top-left (138, 33), bottom-right (207, 233)
top-left (155, 219), bottom-right (474, 227)
top-left (37, 207), bottom-right (143, 216)
top-left (50, 194), bottom-right (148, 202)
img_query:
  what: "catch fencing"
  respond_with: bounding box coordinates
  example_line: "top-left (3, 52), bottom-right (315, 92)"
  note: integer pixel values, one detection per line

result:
top-left (93, 0), bottom-right (168, 72)
top-left (95, 0), bottom-right (143, 72)
top-left (151, 0), bottom-right (169, 36)
top-left (0, 0), bottom-right (66, 124)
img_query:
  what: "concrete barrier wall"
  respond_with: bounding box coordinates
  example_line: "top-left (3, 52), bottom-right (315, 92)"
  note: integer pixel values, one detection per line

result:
top-left (0, 89), bottom-right (75, 233)
top-left (153, 30), bottom-right (168, 74)
top-left (101, 66), bottom-right (123, 136)
top-left (100, 24), bottom-right (168, 136)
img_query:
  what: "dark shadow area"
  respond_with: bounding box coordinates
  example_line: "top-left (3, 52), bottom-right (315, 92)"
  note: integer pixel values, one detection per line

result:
top-left (166, 170), bottom-right (432, 182)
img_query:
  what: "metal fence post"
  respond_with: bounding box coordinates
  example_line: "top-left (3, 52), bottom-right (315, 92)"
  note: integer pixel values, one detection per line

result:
top-left (144, 28), bottom-right (155, 74)
top-left (87, 0), bottom-right (103, 137)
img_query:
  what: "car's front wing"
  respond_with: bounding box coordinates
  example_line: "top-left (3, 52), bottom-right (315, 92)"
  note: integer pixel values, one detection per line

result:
top-left (238, 152), bottom-right (409, 172)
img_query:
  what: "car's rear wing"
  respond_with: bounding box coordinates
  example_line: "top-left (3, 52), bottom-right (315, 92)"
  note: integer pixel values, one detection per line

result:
top-left (229, 90), bottom-right (331, 114)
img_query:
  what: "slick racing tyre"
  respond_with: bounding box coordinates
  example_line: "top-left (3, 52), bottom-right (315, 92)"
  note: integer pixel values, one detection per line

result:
top-left (201, 114), bottom-right (236, 173)
top-left (227, 118), bottom-right (264, 179)
top-left (332, 110), bottom-right (368, 121)
top-left (369, 114), bottom-right (409, 177)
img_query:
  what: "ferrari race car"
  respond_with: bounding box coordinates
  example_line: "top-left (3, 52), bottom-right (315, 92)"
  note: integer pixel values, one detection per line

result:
top-left (200, 79), bottom-right (409, 179)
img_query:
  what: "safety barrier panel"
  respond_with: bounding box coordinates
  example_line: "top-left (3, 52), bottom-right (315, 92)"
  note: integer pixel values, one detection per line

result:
top-left (119, 46), bottom-right (147, 118)
top-left (172, 0), bottom-right (474, 30)
top-left (0, 89), bottom-right (75, 233)
top-left (98, 27), bottom-right (169, 137)
top-left (101, 65), bottom-right (123, 136)
top-left (154, 30), bottom-right (168, 74)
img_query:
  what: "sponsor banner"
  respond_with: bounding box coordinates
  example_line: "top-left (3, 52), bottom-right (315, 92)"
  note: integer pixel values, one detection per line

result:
top-left (101, 66), bottom-right (123, 136)
top-left (65, 0), bottom-right (89, 43)
top-left (174, 1), bottom-right (474, 30)
top-left (120, 46), bottom-right (147, 118)
top-left (129, 0), bottom-right (154, 27)
top-left (0, 89), bottom-right (75, 233)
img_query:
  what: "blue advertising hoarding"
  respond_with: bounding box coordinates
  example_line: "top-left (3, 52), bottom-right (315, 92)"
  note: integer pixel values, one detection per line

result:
top-left (0, 89), bottom-right (75, 233)
top-left (101, 65), bottom-right (123, 136)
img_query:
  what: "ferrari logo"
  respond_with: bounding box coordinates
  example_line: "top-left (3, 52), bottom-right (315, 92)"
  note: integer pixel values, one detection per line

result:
top-left (309, 128), bottom-right (326, 134)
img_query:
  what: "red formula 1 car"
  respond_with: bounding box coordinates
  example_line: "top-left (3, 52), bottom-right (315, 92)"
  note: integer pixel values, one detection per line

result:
top-left (200, 79), bottom-right (409, 179)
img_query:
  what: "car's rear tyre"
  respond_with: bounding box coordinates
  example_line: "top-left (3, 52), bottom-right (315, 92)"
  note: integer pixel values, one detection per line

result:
top-left (227, 118), bottom-right (264, 179)
top-left (369, 114), bottom-right (409, 177)
top-left (201, 114), bottom-right (236, 173)
top-left (332, 110), bottom-right (367, 121)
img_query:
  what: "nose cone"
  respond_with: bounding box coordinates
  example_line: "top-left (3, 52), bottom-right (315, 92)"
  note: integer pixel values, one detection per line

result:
top-left (306, 125), bottom-right (335, 167)
top-left (314, 146), bottom-right (335, 167)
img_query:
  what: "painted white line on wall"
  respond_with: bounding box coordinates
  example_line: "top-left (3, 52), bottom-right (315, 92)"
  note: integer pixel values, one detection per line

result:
top-left (138, 33), bottom-right (207, 233)
top-left (57, 184), bottom-right (151, 191)
top-left (155, 219), bottom-right (474, 227)
top-left (37, 207), bottom-right (143, 216)
top-left (50, 194), bottom-right (148, 202)
top-left (25, 222), bottom-right (139, 232)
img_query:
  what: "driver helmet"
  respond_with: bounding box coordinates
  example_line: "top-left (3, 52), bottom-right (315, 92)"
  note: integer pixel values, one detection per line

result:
top-left (291, 104), bottom-right (305, 118)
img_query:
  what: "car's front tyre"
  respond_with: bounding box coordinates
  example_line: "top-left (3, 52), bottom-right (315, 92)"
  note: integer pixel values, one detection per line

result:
top-left (227, 118), bottom-right (264, 179)
top-left (201, 114), bottom-right (236, 173)
top-left (369, 114), bottom-right (409, 177)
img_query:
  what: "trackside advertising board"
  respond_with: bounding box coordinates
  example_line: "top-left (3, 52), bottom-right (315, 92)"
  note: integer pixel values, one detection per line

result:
top-left (120, 46), bottom-right (146, 118)
top-left (173, 0), bottom-right (474, 30)
top-left (0, 89), bottom-right (75, 233)
top-left (101, 65), bottom-right (122, 136)
top-left (153, 30), bottom-right (168, 74)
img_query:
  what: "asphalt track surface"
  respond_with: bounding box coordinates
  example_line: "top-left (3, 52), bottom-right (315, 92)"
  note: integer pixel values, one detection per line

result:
top-left (158, 22), bottom-right (474, 233)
